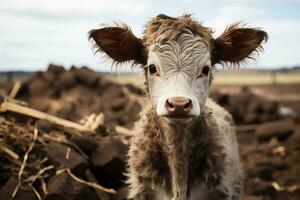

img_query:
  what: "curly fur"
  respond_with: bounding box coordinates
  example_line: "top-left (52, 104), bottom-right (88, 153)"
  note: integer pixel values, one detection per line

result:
top-left (88, 23), bottom-right (147, 67)
top-left (87, 14), bottom-right (268, 200)
top-left (126, 99), bottom-right (244, 200)
top-left (142, 14), bottom-right (213, 50)
top-left (213, 22), bottom-right (268, 67)
top-left (88, 14), bottom-right (268, 69)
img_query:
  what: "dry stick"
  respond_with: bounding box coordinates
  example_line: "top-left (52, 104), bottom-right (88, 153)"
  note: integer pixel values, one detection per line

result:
top-left (65, 147), bottom-right (71, 160)
top-left (121, 87), bottom-right (144, 105)
top-left (91, 113), bottom-right (105, 131)
top-left (1, 101), bottom-right (133, 138)
top-left (66, 169), bottom-right (116, 194)
top-left (272, 182), bottom-right (300, 192)
top-left (115, 125), bottom-right (134, 137)
top-left (23, 165), bottom-right (54, 184)
top-left (12, 128), bottom-right (38, 198)
top-left (8, 81), bottom-right (21, 99)
top-left (29, 184), bottom-right (42, 200)
top-left (85, 169), bottom-right (110, 200)
top-left (81, 112), bottom-right (105, 131)
top-left (236, 123), bottom-right (260, 132)
top-left (56, 168), bottom-right (116, 194)
top-left (0, 101), bottom-right (91, 132)
top-left (40, 178), bottom-right (48, 195)
top-left (0, 141), bottom-right (20, 160)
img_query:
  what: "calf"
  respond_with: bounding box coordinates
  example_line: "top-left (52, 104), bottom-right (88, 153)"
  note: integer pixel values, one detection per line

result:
top-left (89, 14), bottom-right (268, 200)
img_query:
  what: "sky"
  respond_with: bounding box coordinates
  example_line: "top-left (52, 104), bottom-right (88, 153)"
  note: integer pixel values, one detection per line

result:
top-left (0, 0), bottom-right (300, 71)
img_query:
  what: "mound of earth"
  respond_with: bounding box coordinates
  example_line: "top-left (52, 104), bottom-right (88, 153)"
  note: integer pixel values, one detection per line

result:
top-left (16, 64), bottom-right (143, 128)
top-left (0, 64), bottom-right (299, 200)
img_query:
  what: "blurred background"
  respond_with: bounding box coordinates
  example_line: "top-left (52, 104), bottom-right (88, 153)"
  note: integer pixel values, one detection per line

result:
top-left (1, 0), bottom-right (300, 71)
top-left (0, 1), bottom-right (300, 200)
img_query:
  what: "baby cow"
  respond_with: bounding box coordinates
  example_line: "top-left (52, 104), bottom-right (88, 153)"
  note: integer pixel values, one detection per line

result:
top-left (89, 14), bottom-right (267, 200)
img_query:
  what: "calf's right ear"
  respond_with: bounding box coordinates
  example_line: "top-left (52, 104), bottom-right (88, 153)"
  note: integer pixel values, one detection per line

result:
top-left (88, 26), bottom-right (147, 65)
top-left (213, 23), bottom-right (268, 65)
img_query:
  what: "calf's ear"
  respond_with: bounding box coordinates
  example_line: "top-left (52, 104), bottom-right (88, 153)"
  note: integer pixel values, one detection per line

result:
top-left (213, 23), bottom-right (268, 65)
top-left (88, 25), bottom-right (147, 65)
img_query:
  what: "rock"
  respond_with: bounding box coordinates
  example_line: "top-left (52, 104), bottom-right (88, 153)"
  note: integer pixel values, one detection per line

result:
top-left (55, 71), bottom-right (76, 90)
top-left (210, 87), bottom-right (283, 125)
top-left (124, 84), bottom-right (143, 96)
top-left (256, 119), bottom-right (295, 142)
top-left (0, 177), bottom-right (38, 200)
top-left (45, 172), bottom-right (99, 200)
top-left (71, 135), bottom-right (98, 155)
top-left (28, 78), bottom-right (49, 96)
top-left (257, 165), bottom-right (274, 181)
top-left (110, 98), bottom-right (128, 112)
top-left (42, 141), bottom-right (88, 175)
top-left (47, 64), bottom-right (65, 75)
top-left (35, 120), bottom-right (53, 132)
top-left (73, 67), bottom-right (99, 86)
top-left (41, 72), bottom-right (56, 85)
top-left (96, 77), bottom-right (114, 93)
top-left (286, 126), bottom-right (300, 150)
top-left (90, 136), bottom-right (128, 189)
top-left (252, 179), bottom-right (277, 196)
top-left (110, 186), bottom-right (128, 200)
top-left (0, 94), bottom-right (4, 103)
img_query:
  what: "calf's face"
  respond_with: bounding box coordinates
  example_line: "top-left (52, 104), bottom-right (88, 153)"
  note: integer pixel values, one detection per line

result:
top-left (89, 16), bottom-right (267, 123)
top-left (146, 30), bottom-right (211, 122)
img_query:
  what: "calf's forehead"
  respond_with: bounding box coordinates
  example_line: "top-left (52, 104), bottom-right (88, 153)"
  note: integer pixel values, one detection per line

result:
top-left (149, 31), bottom-right (211, 77)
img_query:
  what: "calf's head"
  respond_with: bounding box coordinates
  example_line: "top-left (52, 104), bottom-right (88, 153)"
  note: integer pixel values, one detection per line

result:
top-left (89, 14), bottom-right (267, 123)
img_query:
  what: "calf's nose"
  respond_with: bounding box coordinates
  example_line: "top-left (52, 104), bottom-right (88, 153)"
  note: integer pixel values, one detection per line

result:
top-left (165, 96), bottom-right (192, 117)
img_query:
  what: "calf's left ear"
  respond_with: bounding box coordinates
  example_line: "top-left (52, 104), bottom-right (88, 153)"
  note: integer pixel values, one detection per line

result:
top-left (212, 23), bottom-right (268, 65)
top-left (88, 26), bottom-right (147, 65)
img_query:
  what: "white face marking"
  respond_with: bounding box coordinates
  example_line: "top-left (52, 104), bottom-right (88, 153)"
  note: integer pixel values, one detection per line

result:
top-left (146, 30), bottom-right (211, 120)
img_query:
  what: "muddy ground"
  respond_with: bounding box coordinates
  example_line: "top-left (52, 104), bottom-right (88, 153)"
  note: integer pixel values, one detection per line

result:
top-left (0, 64), bottom-right (299, 200)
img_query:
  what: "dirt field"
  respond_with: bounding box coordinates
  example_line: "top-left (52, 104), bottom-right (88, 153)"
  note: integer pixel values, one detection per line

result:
top-left (0, 65), bottom-right (299, 200)
top-left (108, 70), bottom-right (300, 86)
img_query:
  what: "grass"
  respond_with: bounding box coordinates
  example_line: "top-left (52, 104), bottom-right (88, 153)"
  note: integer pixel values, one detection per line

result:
top-left (213, 70), bottom-right (300, 85)
top-left (107, 74), bottom-right (145, 86)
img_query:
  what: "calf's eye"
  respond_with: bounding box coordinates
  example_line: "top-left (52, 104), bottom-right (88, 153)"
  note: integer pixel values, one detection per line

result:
top-left (148, 64), bottom-right (157, 75)
top-left (201, 66), bottom-right (210, 76)
top-left (197, 65), bottom-right (210, 78)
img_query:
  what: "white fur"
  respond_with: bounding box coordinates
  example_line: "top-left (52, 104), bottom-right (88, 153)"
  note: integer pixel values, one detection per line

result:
top-left (147, 30), bottom-right (211, 118)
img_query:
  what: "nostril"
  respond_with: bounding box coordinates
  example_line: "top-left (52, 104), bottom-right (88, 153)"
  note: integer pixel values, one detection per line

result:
top-left (184, 100), bottom-right (192, 111)
top-left (166, 98), bottom-right (193, 114)
top-left (166, 99), bottom-right (175, 109)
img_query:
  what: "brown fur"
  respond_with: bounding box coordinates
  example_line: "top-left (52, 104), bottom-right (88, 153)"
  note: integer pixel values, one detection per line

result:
top-left (213, 23), bottom-right (268, 65)
top-left (89, 25), bottom-right (147, 65)
top-left (126, 100), bottom-right (243, 200)
top-left (88, 14), bottom-right (267, 67)
top-left (142, 14), bottom-right (213, 48)
top-left (88, 14), bottom-right (267, 200)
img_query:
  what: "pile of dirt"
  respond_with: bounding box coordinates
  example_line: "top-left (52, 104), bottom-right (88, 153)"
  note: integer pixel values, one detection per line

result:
top-left (210, 86), bottom-right (300, 199)
top-left (0, 64), bottom-right (140, 200)
top-left (0, 65), bottom-right (299, 200)
top-left (237, 118), bottom-right (300, 200)
top-left (16, 64), bottom-right (143, 128)
top-left (0, 113), bottom-right (129, 200)
top-left (210, 86), bottom-right (284, 125)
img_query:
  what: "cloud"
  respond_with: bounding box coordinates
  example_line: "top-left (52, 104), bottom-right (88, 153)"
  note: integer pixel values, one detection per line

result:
top-left (256, 20), bottom-right (300, 67)
top-left (0, 0), bottom-right (151, 15)
top-left (205, 3), bottom-right (300, 68)
top-left (0, 0), bottom-right (299, 70)
top-left (207, 3), bottom-right (266, 34)
top-left (224, 0), bottom-right (300, 4)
